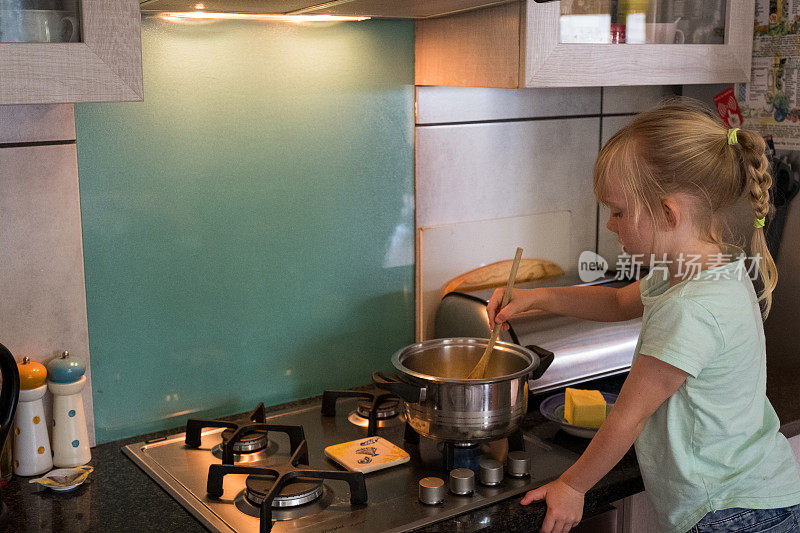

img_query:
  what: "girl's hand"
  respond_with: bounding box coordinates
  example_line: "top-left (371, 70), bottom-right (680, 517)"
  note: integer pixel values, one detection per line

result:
top-left (521, 478), bottom-right (584, 533)
top-left (486, 288), bottom-right (536, 330)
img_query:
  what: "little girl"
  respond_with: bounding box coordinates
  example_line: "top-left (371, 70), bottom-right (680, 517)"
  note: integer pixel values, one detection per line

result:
top-left (488, 97), bottom-right (800, 533)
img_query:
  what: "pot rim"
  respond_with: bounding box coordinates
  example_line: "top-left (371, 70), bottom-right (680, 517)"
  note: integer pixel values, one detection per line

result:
top-left (390, 337), bottom-right (538, 384)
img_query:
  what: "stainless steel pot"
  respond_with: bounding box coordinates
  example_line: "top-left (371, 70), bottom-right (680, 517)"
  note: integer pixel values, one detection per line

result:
top-left (373, 338), bottom-right (553, 443)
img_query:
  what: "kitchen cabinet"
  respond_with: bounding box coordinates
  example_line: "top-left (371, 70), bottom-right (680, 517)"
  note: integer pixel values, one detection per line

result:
top-left (415, 0), bottom-right (754, 88)
top-left (617, 491), bottom-right (660, 532)
top-left (790, 434), bottom-right (800, 463)
top-left (0, 1), bottom-right (143, 104)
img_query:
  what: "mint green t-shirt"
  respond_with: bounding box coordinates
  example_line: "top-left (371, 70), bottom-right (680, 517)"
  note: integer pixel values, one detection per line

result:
top-left (633, 251), bottom-right (800, 533)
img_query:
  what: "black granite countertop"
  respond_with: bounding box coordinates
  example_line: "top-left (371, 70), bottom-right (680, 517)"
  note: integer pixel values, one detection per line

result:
top-left (2, 394), bottom-right (322, 533)
top-left (3, 371), bottom-right (797, 533)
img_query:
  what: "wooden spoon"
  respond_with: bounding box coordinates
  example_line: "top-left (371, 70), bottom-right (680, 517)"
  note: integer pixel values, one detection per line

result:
top-left (467, 247), bottom-right (524, 379)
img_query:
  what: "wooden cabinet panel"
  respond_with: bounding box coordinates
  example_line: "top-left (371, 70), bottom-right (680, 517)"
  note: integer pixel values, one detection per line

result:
top-left (141, 0), bottom-right (517, 18)
top-left (0, 0), bottom-right (143, 104)
top-left (415, 2), bottom-right (520, 88)
top-left (617, 491), bottom-right (660, 533)
top-left (139, 0), bottom-right (316, 13)
top-left (573, 507), bottom-right (618, 533)
top-left (522, 0), bottom-right (753, 87)
top-left (416, 0), bottom-right (755, 88)
top-left (789, 434), bottom-right (800, 464)
top-left (0, 104), bottom-right (75, 143)
top-left (299, 0), bottom-right (517, 18)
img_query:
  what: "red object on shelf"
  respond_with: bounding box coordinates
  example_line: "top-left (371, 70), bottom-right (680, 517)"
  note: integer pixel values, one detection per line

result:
top-left (611, 23), bottom-right (626, 43)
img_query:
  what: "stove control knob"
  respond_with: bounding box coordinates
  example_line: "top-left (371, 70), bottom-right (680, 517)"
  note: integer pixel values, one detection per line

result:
top-left (507, 451), bottom-right (530, 478)
top-left (418, 477), bottom-right (446, 505)
top-left (479, 458), bottom-right (503, 486)
top-left (449, 468), bottom-right (475, 495)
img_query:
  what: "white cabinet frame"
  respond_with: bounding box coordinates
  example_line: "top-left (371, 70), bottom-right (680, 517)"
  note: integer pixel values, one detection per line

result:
top-left (523, 0), bottom-right (754, 87)
top-left (0, 0), bottom-right (143, 104)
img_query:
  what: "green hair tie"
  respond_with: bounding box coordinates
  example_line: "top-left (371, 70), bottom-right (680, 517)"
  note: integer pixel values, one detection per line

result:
top-left (727, 128), bottom-right (740, 145)
top-left (754, 217), bottom-right (766, 228)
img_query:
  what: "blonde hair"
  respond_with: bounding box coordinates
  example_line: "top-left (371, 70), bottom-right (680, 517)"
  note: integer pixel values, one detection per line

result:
top-left (594, 96), bottom-right (777, 318)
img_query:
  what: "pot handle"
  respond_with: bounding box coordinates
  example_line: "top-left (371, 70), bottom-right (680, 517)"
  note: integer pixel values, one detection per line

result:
top-left (372, 372), bottom-right (426, 402)
top-left (526, 345), bottom-right (555, 381)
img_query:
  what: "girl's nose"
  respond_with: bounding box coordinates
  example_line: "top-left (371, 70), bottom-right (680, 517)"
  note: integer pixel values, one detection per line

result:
top-left (606, 217), bottom-right (616, 233)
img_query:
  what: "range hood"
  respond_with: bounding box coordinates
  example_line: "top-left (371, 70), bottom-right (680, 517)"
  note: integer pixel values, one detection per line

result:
top-left (139, 0), bottom-right (517, 19)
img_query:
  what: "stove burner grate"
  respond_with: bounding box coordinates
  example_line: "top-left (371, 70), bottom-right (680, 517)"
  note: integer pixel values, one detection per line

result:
top-left (356, 396), bottom-right (400, 419)
top-left (322, 388), bottom-right (403, 436)
top-left (185, 403), bottom-right (306, 465)
top-left (245, 475), bottom-right (324, 508)
top-left (222, 428), bottom-right (270, 454)
top-left (207, 436), bottom-right (368, 533)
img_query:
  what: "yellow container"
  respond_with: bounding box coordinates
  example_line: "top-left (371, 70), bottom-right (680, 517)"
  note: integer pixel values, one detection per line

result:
top-left (617, 0), bottom-right (649, 18)
top-left (17, 357), bottom-right (47, 390)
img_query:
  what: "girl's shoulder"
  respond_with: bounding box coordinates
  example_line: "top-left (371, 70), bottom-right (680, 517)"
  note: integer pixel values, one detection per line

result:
top-left (673, 275), bottom-right (758, 329)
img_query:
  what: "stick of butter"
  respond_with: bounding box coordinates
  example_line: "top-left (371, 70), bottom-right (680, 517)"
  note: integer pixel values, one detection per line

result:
top-left (564, 388), bottom-right (607, 428)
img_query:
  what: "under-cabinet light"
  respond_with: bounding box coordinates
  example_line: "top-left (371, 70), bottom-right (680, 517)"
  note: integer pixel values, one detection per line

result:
top-left (159, 11), bottom-right (370, 22)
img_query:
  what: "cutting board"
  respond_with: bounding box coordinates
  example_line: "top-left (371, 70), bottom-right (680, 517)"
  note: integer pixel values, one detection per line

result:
top-left (324, 436), bottom-right (410, 473)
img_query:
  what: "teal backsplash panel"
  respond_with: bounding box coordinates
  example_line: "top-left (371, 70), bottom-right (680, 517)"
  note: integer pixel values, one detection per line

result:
top-left (75, 16), bottom-right (415, 443)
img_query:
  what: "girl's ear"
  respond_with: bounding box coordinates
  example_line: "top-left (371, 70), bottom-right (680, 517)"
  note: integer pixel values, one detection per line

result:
top-left (661, 196), bottom-right (680, 230)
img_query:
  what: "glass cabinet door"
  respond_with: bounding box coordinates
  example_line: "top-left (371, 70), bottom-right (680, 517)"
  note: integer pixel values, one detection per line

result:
top-left (559, 0), bottom-right (726, 45)
top-left (0, 0), bottom-right (81, 43)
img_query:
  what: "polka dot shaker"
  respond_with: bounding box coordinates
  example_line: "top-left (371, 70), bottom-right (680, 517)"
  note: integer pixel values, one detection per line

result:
top-left (14, 357), bottom-right (53, 476)
top-left (47, 351), bottom-right (90, 468)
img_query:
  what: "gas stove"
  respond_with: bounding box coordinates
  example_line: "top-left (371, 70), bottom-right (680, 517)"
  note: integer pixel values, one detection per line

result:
top-left (123, 390), bottom-right (579, 532)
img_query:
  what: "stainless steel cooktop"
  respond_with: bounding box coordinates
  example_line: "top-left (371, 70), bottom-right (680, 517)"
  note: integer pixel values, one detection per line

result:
top-left (124, 395), bottom-right (580, 532)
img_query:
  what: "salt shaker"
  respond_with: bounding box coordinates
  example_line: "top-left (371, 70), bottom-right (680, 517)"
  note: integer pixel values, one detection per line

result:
top-left (47, 351), bottom-right (90, 467)
top-left (14, 357), bottom-right (53, 476)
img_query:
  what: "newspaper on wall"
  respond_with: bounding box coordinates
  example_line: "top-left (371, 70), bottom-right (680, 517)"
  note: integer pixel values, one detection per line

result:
top-left (735, 0), bottom-right (800, 149)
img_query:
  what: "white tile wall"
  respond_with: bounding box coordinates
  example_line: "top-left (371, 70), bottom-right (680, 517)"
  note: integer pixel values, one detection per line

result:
top-left (596, 114), bottom-right (636, 265)
top-left (681, 84), bottom-right (734, 108)
top-left (413, 85), bottom-right (680, 339)
top-left (416, 117), bottom-right (599, 243)
top-left (602, 86), bottom-right (680, 114)
top-left (416, 86), bottom-right (601, 124)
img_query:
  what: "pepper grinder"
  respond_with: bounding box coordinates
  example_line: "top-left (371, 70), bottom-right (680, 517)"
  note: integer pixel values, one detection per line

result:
top-left (47, 351), bottom-right (90, 467)
top-left (14, 357), bottom-right (53, 476)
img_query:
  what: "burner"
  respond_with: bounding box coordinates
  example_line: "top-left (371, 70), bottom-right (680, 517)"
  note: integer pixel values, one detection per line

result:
top-left (233, 487), bottom-right (335, 522)
top-left (404, 421), bottom-right (528, 475)
top-left (207, 439), bottom-right (368, 533)
top-left (443, 442), bottom-right (481, 473)
top-left (322, 388), bottom-right (403, 436)
top-left (245, 475), bottom-right (324, 508)
top-left (356, 396), bottom-right (400, 419)
top-left (185, 403), bottom-right (306, 466)
top-left (221, 428), bottom-right (270, 453)
top-left (210, 439), bottom-right (277, 464)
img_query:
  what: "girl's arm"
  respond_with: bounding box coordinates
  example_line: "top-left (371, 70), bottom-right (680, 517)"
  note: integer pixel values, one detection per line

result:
top-left (487, 280), bottom-right (643, 326)
top-left (522, 354), bottom-right (689, 533)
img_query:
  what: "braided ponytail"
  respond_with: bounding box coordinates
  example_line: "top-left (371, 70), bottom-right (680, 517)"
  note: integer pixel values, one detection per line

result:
top-left (736, 130), bottom-right (777, 318)
top-left (594, 96), bottom-right (780, 321)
